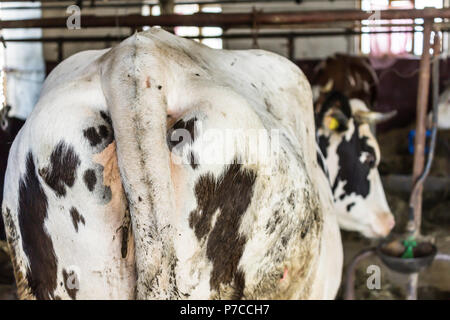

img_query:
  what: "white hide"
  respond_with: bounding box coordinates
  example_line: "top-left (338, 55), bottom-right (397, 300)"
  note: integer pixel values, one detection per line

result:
top-left (2, 29), bottom-right (342, 300)
top-left (433, 87), bottom-right (450, 130)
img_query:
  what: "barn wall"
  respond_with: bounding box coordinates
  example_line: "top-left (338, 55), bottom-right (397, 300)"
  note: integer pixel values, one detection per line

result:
top-left (221, 1), bottom-right (360, 59)
top-left (40, 1), bottom-right (360, 65)
top-left (39, 2), bottom-right (450, 71)
top-left (39, 1), bottom-right (450, 63)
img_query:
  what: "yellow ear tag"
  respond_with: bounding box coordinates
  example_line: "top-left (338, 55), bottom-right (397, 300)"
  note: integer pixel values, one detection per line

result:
top-left (328, 117), bottom-right (339, 130)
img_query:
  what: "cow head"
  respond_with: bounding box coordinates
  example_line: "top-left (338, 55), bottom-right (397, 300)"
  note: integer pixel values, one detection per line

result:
top-left (312, 54), bottom-right (379, 108)
top-left (316, 91), bottom-right (396, 238)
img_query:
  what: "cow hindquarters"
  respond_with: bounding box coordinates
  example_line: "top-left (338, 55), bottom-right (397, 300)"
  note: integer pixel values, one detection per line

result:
top-left (100, 34), bottom-right (178, 299)
top-left (309, 169), bottom-right (343, 299)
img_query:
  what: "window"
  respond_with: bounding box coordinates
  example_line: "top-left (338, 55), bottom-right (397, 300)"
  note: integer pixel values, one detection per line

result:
top-left (141, 3), bottom-right (160, 30)
top-left (197, 6), bottom-right (223, 50)
top-left (141, 4), bottom-right (223, 49)
top-left (361, 0), bottom-right (444, 56)
top-left (412, 0), bottom-right (444, 55)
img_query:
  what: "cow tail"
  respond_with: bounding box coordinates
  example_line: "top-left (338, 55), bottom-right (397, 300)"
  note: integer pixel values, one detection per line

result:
top-left (99, 34), bottom-right (177, 299)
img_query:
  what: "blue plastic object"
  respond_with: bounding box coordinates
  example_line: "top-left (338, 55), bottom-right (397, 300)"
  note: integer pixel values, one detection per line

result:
top-left (408, 130), bottom-right (431, 155)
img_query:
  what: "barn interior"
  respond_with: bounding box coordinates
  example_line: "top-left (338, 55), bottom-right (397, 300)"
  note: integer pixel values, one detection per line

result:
top-left (0, 0), bottom-right (449, 300)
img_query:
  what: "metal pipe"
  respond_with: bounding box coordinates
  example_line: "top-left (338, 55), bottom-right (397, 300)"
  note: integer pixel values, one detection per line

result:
top-left (0, 0), bottom-right (334, 10)
top-left (406, 18), bottom-right (434, 302)
top-left (287, 34), bottom-right (294, 60)
top-left (435, 253), bottom-right (450, 262)
top-left (381, 175), bottom-right (450, 194)
top-left (57, 40), bottom-right (63, 62)
top-left (409, 32), bottom-right (441, 226)
top-left (1, 2), bottom-right (146, 10)
top-left (0, 0), bottom-right (366, 3)
top-left (250, 22), bottom-right (437, 31)
top-left (343, 247), bottom-right (376, 300)
top-left (407, 273), bottom-right (419, 300)
top-left (408, 19), bottom-right (433, 236)
top-left (6, 28), bottom-right (450, 43)
top-left (0, 8), bottom-right (449, 29)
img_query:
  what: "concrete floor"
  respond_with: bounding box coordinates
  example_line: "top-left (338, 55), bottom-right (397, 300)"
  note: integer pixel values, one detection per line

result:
top-left (0, 241), bottom-right (16, 300)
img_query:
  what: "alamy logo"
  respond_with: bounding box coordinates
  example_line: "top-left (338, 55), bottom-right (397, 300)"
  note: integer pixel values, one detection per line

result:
top-left (367, 9), bottom-right (381, 24)
top-left (168, 120), bottom-right (281, 176)
top-left (66, 5), bottom-right (81, 30)
top-left (366, 265), bottom-right (381, 290)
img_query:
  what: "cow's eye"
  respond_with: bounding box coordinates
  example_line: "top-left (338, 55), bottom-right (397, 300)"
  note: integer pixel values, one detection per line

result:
top-left (364, 153), bottom-right (376, 168)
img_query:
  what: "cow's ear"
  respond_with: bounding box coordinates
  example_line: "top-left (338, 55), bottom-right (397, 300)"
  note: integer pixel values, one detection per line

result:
top-left (322, 109), bottom-right (349, 132)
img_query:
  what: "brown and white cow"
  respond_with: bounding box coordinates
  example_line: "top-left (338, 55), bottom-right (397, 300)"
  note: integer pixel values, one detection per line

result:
top-left (2, 29), bottom-right (342, 299)
top-left (313, 54), bottom-right (396, 238)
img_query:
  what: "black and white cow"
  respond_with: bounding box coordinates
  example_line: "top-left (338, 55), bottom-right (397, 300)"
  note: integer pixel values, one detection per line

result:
top-left (0, 106), bottom-right (25, 241)
top-left (2, 29), bottom-right (342, 299)
top-left (312, 56), bottom-right (396, 238)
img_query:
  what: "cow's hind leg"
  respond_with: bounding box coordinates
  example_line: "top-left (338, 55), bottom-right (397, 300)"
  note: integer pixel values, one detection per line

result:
top-left (2, 106), bottom-right (135, 300)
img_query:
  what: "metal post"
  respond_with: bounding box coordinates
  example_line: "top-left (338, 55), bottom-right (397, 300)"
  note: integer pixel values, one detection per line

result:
top-left (287, 34), bottom-right (294, 61)
top-left (159, 0), bottom-right (175, 33)
top-left (0, 8), bottom-right (449, 29)
top-left (410, 18), bottom-right (433, 236)
top-left (407, 273), bottom-right (419, 300)
top-left (57, 40), bottom-right (63, 62)
top-left (343, 248), bottom-right (376, 300)
top-left (5, 28), bottom-right (450, 43)
top-left (406, 18), bottom-right (436, 301)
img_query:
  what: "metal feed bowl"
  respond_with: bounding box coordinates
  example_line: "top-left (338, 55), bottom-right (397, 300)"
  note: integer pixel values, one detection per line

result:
top-left (376, 239), bottom-right (437, 274)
